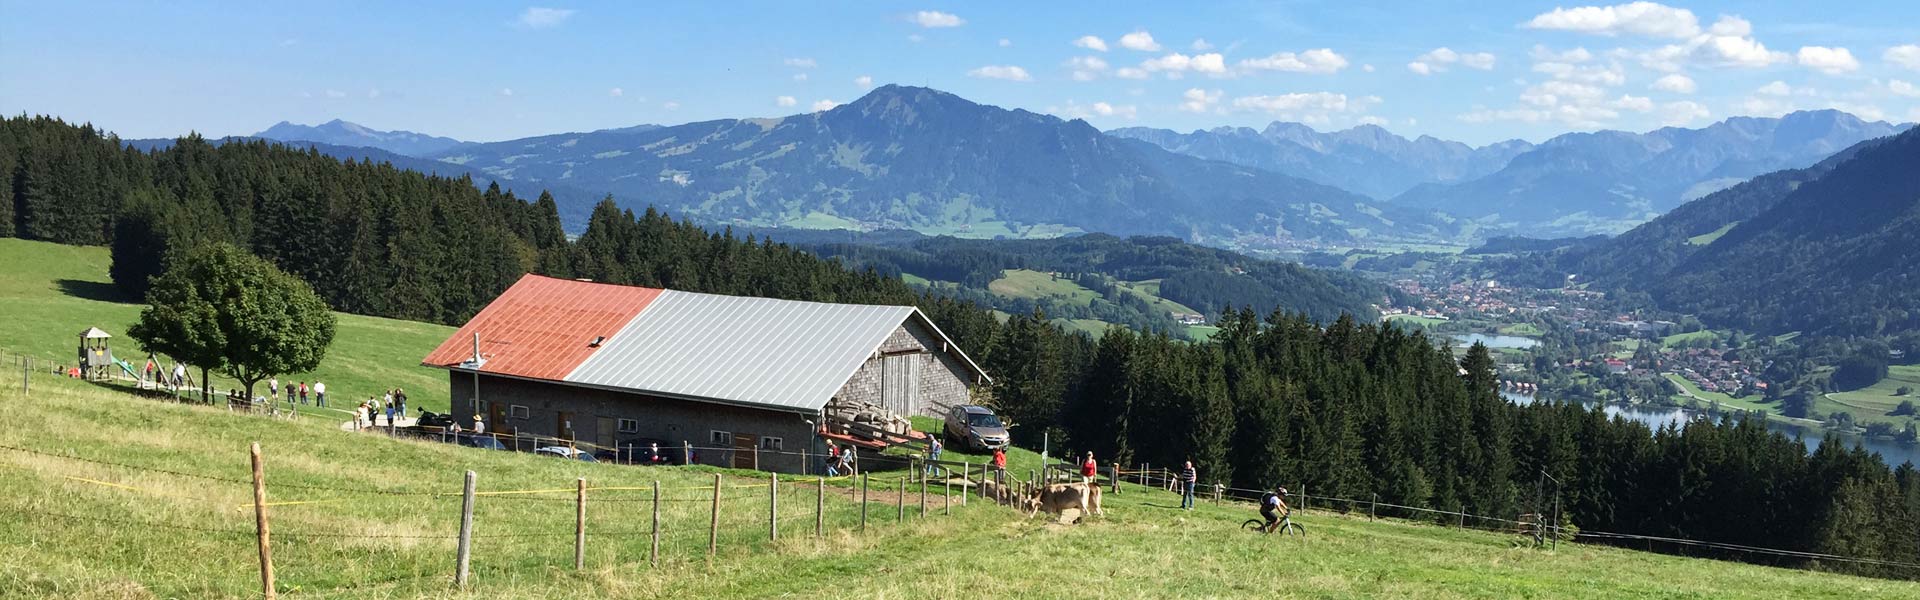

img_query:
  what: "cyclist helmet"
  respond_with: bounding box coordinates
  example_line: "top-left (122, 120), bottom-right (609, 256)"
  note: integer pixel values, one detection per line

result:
top-left (1275, 487), bottom-right (1289, 496)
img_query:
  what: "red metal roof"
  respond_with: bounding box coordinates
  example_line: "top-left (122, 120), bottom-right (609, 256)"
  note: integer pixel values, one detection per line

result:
top-left (421, 274), bottom-right (661, 381)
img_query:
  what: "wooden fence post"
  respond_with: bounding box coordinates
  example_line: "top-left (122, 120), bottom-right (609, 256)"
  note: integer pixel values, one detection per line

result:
top-left (708, 474), bottom-right (721, 558)
top-left (1370, 494), bottom-right (1377, 521)
top-left (768, 472), bottom-right (778, 542)
top-left (919, 475), bottom-right (928, 518)
top-left (860, 473), bottom-right (869, 532)
top-left (897, 477), bottom-right (906, 523)
top-left (574, 478), bottom-right (587, 570)
top-left (685, 441), bottom-right (693, 466)
top-left (960, 462), bottom-right (968, 506)
top-left (456, 470), bottom-right (476, 588)
top-left (753, 444), bottom-right (760, 471)
top-left (815, 477), bottom-right (825, 537)
top-left (249, 442), bottom-right (275, 600)
top-left (1302, 483), bottom-right (1310, 511)
top-left (650, 481), bottom-right (660, 568)
top-left (944, 477), bottom-right (951, 516)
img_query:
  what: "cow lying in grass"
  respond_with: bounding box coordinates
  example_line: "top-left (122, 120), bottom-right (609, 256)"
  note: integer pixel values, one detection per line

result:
top-left (1027, 481), bottom-right (1104, 523)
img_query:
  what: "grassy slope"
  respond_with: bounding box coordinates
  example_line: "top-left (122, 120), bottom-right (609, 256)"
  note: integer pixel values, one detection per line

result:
top-left (987, 269), bottom-right (1102, 306)
top-left (1823, 364), bottom-right (1920, 428)
top-left (0, 238), bottom-right (456, 417)
top-left (1688, 221), bottom-right (1740, 246)
top-left (5, 379), bottom-right (1914, 599)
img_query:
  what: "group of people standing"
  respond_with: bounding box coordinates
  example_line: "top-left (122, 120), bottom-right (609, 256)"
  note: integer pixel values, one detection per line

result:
top-left (1078, 452), bottom-right (1200, 510)
top-left (265, 377), bottom-right (327, 408)
top-left (356, 388), bottom-right (408, 428)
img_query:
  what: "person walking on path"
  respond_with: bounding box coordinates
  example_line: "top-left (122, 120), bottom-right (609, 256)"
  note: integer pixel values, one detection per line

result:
top-left (384, 399), bottom-right (395, 427)
top-left (313, 381), bottom-right (326, 407)
top-left (1180, 460), bottom-right (1198, 510)
top-left (1081, 452), bottom-right (1099, 486)
top-left (395, 388), bottom-right (407, 418)
top-left (268, 377), bottom-right (280, 404)
top-left (825, 442), bottom-right (842, 477)
top-left (991, 447), bottom-right (1008, 485)
top-left (298, 381), bottom-right (309, 405)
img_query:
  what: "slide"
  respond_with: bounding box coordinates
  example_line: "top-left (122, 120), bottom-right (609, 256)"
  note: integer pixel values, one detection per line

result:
top-left (114, 358), bottom-right (141, 380)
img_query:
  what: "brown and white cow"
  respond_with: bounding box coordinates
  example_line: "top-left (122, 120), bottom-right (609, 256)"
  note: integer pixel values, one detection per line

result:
top-left (1027, 482), bottom-right (1104, 522)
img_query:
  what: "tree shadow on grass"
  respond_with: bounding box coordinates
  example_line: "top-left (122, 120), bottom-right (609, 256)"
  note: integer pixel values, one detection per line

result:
top-left (56, 279), bottom-right (132, 303)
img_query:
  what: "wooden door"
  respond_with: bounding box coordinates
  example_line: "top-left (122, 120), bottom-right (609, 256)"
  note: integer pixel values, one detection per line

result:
top-left (595, 417), bottom-right (615, 450)
top-left (731, 434), bottom-right (758, 469)
top-left (557, 411), bottom-right (575, 441)
top-left (488, 402), bottom-right (505, 433)
top-left (882, 354), bottom-right (921, 417)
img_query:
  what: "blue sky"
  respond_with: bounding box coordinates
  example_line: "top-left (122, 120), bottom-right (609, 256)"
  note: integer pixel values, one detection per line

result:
top-left (4, 1), bottom-right (1918, 145)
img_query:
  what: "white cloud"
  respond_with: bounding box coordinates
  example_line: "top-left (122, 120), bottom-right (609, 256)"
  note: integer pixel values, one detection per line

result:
top-left (1237, 48), bottom-right (1349, 74)
top-left (1756, 80), bottom-right (1794, 96)
top-left (498, 88), bottom-right (514, 97)
top-left (609, 87), bottom-right (624, 97)
top-left (1887, 45), bottom-right (1920, 71)
top-left (1362, 64), bottom-right (1375, 72)
top-left (1073, 35), bottom-right (1109, 52)
top-left (1531, 45), bottom-right (1594, 63)
top-left (366, 89), bottom-right (382, 99)
top-left (279, 38), bottom-right (298, 48)
top-left (515, 7), bottom-right (576, 29)
top-left (1619, 15), bottom-right (1787, 71)
top-left (1658, 100), bottom-right (1711, 125)
top-left (1191, 38), bottom-right (1214, 51)
top-left (1534, 61), bottom-right (1626, 86)
top-left (967, 65), bottom-right (1033, 81)
top-left (1140, 52), bottom-right (1227, 77)
top-left (1115, 67), bottom-right (1149, 80)
top-left (911, 10), bottom-right (964, 28)
top-left (662, 101), bottom-right (679, 110)
top-left (1524, 2), bottom-right (1701, 39)
top-left (1053, 101), bottom-right (1139, 120)
top-left (907, 33), bottom-right (924, 43)
top-left (784, 57), bottom-right (818, 69)
top-left (776, 96), bottom-right (797, 107)
top-left (1408, 47), bottom-right (1495, 75)
top-left (1067, 56), bottom-right (1111, 81)
top-left (1889, 80), bottom-right (1920, 98)
top-left (1357, 115), bottom-right (1389, 126)
top-left (1230, 93), bottom-right (1381, 123)
top-left (1119, 30), bottom-right (1161, 52)
top-left (324, 89), bottom-right (346, 99)
top-left (811, 99), bottom-right (838, 111)
top-left (1179, 88), bottom-right (1222, 113)
top-left (1611, 94), bottom-right (1654, 112)
top-left (792, 73), bottom-right (809, 82)
top-left (1650, 73), bottom-right (1696, 94)
top-left (854, 75), bottom-right (874, 88)
top-left (998, 38), bottom-right (1012, 47)
top-left (1796, 46), bottom-right (1859, 75)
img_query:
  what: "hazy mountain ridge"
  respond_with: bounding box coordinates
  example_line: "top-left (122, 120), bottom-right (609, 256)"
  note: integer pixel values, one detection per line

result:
top-left (254, 119), bottom-right (471, 157)
top-left (426, 85), bottom-right (1457, 246)
top-left (1392, 110), bottom-right (1912, 236)
top-left (1108, 123), bottom-right (1534, 200)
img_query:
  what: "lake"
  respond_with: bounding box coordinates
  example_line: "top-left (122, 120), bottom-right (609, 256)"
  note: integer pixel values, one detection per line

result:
top-left (1503, 391), bottom-right (1919, 468)
top-left (1452, 333), bottom-right (1540, 349)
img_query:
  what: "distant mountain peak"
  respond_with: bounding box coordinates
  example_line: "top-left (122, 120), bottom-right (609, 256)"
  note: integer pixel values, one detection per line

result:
top-left (254, 119), bottom-right (468, 157)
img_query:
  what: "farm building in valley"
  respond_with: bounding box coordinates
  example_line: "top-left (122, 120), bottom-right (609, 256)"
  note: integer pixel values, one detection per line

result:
top-left (420, 274), bottom-right (988, 472)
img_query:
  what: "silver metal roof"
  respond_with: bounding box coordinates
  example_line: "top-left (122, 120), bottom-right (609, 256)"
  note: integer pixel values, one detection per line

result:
top-left (564, 290), bottom-right (918, 413)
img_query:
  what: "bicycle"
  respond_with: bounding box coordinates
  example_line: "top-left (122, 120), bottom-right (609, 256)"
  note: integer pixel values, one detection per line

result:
top-left (1242, 511), bottom-right (1305, 538)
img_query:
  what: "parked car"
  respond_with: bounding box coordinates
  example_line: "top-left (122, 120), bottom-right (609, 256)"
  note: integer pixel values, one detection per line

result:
top-left (594, 438), bottom-right (695, 465)
top-left (534, 446), bottom-right (597, 462)
top-left (944, 404), bottom-right (1010, 452)
top-left (460, 434), bottom-right (507, 451)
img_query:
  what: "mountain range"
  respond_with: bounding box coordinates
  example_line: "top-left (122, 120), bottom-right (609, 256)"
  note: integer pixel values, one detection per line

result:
top-left (244, 87), bottom-right (1910, 248)
top-left (421, 85), bottom-right (1453, 246)
top-left (1487, 127), bottom-right (1920, 336)
top-left (1391, 110), bottom-right (1911, 236)
top-left (1108, 123), bottom-right (1535, 200)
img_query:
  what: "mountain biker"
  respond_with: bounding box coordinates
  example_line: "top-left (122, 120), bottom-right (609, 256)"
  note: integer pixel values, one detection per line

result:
top-left (1261, 487), bottom-right (1292, 532)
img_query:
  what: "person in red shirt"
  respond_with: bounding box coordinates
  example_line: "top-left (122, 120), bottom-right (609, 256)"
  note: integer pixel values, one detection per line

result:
top-left (991, 447), bottom-right (1008, 485)
top-left (1080, 451), bottom-right (1098, 485)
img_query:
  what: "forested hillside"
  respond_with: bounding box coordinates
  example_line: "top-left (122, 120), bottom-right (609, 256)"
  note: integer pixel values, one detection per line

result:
top-left (799, 232), bottom-right (1400, 330)
top-left (4, 114), bottom-right (1919, 577)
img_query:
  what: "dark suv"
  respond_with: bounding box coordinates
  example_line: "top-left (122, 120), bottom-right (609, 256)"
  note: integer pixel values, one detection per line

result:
top-left (944, 405), bottom-right (1010, 452)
